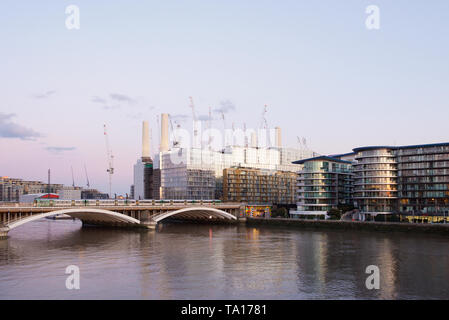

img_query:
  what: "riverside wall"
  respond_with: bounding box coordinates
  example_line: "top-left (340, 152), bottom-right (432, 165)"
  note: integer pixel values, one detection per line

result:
top-left (246, 217), bottom-right (449, 235)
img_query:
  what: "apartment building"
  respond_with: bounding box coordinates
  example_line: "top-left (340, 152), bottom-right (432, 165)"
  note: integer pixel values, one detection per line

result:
top-left (222, 167), bottom-right (297, 205)
top-left (353, 142), bottom-right (449, 217)
top-left (291, 156), bottom-right (354, 217)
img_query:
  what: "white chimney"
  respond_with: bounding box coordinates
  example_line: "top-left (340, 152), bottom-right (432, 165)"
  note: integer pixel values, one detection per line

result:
top-left (142, 121), bottom-right (150, 158)
top-left (251, 131), bottom-right (258, 148)
top-left (275, 127), bottom-right (282, 148)
top-left (160, 113), bottom-right (169, 152)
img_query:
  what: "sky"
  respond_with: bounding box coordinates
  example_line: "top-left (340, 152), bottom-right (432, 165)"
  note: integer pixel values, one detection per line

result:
top-left (1, 1), bottom-right (449, 195)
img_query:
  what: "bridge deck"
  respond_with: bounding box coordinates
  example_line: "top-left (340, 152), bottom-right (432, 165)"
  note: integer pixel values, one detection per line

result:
top-left (0, 203), bottom-right (242, 213)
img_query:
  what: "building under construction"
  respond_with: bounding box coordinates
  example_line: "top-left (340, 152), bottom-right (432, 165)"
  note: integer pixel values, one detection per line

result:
top-left (133, 111), bottom-right (318, 201)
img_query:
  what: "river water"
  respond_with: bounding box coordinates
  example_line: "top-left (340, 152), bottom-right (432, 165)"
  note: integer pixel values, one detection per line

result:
top-left (0, 219), bottom-right (448, 299)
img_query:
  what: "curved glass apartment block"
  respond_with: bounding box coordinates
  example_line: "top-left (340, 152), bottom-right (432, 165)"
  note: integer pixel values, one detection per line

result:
top-left (353, 147), bottom-right (398, 215)
top-left (293, 156), bottom-right (353, 213)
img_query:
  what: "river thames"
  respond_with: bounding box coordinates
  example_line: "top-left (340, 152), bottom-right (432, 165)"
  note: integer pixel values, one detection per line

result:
top-left (0, 219), bottom-right (448, 299)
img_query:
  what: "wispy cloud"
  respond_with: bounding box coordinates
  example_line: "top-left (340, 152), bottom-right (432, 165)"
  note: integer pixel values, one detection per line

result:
top-left (31, 90), bottom-right (56, 99)
top-left (45, 146), bottom-right (76, 154)
top-left (109, 93), bottom-right (136, 104)
top-left (213, 100), bottom-right (236, 114)
top-left (0, 113), bottom-right (41, 140)
top-left (91, 93), bottom-right (145, 111)
top-left (91, 96), bottom-right (107, 104)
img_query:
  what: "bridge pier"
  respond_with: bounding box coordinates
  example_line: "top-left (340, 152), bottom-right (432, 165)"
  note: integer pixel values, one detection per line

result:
top-left (140, 220), bottom-right (157, 229)
top-left (0, 227), bottom-right (9, 239)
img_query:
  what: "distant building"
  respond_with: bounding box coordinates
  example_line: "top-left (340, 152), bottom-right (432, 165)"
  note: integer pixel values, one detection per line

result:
top-left (81, 189), bottom-right (109, 200)
top-left (222, 167), bottom-right (297, 205)
top-left (0, 177), bottom-right (63, 202)
top-left (19, 193), bottom-right (59, 203)
top-left (130, 185), bottom-right (134, 200)
top-left (133, 159), bottom-right (145, 200)
top-left (57, 186), bottom-right (82, 200)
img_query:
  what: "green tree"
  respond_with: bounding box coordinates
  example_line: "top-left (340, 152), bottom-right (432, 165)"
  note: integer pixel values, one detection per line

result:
top-left (327, 208), bottom-right (341, 220)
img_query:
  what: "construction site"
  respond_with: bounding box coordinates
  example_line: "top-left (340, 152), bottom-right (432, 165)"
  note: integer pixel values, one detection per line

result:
top-left (131, 99), bottom-right (318, 203)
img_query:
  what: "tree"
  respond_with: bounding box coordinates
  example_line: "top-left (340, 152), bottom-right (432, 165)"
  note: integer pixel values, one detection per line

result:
top-left (327, 208), bottom-right (341, 220)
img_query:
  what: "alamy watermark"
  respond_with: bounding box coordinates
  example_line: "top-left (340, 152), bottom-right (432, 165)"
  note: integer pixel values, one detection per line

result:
top-left (365, 265), bottom-right (380, 290)
top-left (65, 265), bottom-right (80, 290)
top-left (65, 5), bottom-right (80, 30)
top-left (366, 5), bottom-right (380, 30)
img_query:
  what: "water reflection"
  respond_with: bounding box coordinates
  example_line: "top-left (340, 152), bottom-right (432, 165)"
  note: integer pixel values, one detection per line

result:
top-left (0, 220), bottom-right (448, 299)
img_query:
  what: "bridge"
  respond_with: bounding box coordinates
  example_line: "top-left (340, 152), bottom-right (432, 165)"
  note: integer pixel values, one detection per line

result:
top-left (0, 200), bottom-right (245, 238)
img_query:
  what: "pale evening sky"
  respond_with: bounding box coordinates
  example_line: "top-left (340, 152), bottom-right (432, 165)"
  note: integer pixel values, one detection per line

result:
top-left (1, 1), bottom-right (448, 195)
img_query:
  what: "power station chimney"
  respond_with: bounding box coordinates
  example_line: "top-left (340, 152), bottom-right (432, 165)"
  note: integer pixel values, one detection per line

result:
top-left (251, 131), bottom-right (258, 148)
top-left (142, 121), bottom-right (150, 158)
top-left (160, 113), bottom-right (169, 152)
top-left (275, 127), bottom-right (282, 148)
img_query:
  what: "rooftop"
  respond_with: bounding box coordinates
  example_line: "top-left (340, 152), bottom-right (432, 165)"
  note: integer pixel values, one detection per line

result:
top-left (292, 155), bottom-right (353, 165)
top-left (353, 142), bottom-right (449, 153)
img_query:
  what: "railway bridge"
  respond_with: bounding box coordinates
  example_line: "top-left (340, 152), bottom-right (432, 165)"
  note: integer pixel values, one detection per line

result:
top-left (0, 200), bottom-right (244, 238)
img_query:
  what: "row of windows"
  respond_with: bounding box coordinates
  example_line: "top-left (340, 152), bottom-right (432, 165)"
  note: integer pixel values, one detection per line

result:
top-left (398, 191), bottom-right (449, 198)
top-left (398, 154), bottom-right (449, 162)
top-left (396, 146), bottom-right (449, 156)
top-left (398, 184), bottom-right (449, 191)
top-left (399, 161), bottom-right (449, 169)
top-left (399, 176), bottom-right (449, 183)
top-left (399, 169), bottom-right (449, 176)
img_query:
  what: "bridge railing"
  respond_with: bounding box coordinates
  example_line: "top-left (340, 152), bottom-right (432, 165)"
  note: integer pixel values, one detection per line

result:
top-left (28, 199), bottom-right (226, 208)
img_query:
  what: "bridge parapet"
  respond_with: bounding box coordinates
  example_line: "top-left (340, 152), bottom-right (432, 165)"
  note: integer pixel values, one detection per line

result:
top-left (0, 227), bottom-right (9, 239)
top-left (0, 199), bottom-right (233, 209)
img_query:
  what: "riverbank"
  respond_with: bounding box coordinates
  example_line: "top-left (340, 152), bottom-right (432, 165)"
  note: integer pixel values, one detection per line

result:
top-left (246, 217), bottom-right (449, 235)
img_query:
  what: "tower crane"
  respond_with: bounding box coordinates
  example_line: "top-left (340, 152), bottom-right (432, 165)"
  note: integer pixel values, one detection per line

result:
top-left (168, 114), bottom-right (180, 147)
top-left (189, 96), bottom-right (199, 148)
top-left (244, 123), bottom-right (248, 148)
top-left (221, 111), bottom-right (227, 148)
top-left (71, 166), bottom-right (75, 187)
top-left (260, 104), bottom-right (268, 129)
top-left (259, 104), bottom-right (271, 147)
top-left (104, 124), bottom-right (114, 198)
top-left (84, 164), bottom-right (90, 189)
top-left (207, 106), bottom-right (212, 150)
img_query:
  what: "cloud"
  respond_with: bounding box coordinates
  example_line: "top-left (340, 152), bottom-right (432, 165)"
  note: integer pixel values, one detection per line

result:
top-left (31, 90), bottom-right (56, 99)
top-left (109, 93), bottom-right (136, 104)
top-left (91, 93), bottom-right (142, 111)
top-left (45, 146), bottom-right (76, 154)
top-left (213, 100), bottom-right (236, 114)
top-left (91, 96), bottom-right (107, 104)
top-left (0, 113), bottom-right (41, 140)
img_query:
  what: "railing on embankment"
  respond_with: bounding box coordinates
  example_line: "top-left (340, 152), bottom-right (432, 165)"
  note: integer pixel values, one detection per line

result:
top-left (246, 217), bottom-right (449, 235)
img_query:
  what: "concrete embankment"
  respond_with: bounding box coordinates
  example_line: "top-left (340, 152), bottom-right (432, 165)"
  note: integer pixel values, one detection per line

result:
top-left (246, 218), bottom-right (449, 235)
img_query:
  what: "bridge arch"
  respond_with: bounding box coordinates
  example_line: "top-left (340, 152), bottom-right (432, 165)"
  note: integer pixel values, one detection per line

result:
top-left (7, 208), bottom-right (140, 230)
top-left (152, 207), bottom-right (237, 223)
